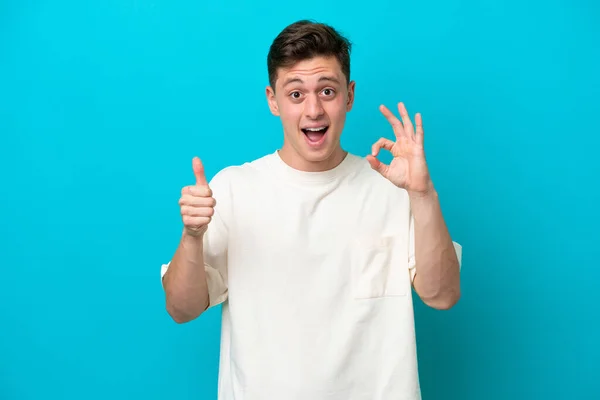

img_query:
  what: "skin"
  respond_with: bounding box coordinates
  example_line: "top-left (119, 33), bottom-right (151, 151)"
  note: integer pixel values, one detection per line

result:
top-left (162, 158), bottom-right (214, 323)
top-left (265, 56), bottom-right (355, 172)
top-left (265, 55), bottom-right (460, 309)
top-left (163, 55), bottom-right (460, 323)
top-left (368, 102), bottom-right (461, 309)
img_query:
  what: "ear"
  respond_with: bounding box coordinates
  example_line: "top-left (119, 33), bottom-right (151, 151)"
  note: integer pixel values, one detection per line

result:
top-left (266, 86), bottom-right (280, 116)
top-left (346, 80), bottom-right (356, 112)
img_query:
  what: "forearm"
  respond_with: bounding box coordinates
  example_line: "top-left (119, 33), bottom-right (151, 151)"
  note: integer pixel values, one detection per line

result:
top-left (162, 230), bottom-right (210, 323)
top-left (409, 186), bottom-right (460, 309)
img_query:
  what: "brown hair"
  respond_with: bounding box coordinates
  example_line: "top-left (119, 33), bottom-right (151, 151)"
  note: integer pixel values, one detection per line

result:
top-left (267, 20), bottom-right (352, 90)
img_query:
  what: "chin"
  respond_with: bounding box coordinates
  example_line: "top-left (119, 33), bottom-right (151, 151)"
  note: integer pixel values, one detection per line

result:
top-left (282, 124), bottom-right (342, 168)
top-left (301, 138), bottom-right (342, 166)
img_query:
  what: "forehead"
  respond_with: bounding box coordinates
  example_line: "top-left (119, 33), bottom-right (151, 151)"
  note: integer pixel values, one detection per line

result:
top-left (276, 56), bottom-right (344, 88)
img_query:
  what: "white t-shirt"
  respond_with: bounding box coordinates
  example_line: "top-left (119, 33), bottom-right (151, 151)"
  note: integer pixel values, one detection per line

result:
top-left (161, 151), bottom-right (462, 400)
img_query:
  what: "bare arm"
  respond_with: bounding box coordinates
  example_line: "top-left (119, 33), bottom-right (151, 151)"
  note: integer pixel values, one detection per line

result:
top-left (410, 187), bottom-right (461, 310)
top-left (162, 156), bottom-right (216, 323)
top-left (163, 231), bottom-right (210, 323)
top-left (367, 102), bottom-right (460, 310)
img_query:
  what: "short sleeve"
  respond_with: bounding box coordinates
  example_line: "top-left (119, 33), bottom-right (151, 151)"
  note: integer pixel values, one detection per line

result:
top-left (453, 241), bottom-right (463, 270)
top-left (408, 213), bottom-right (417, 282)
top-left (160, 168), bottom-right (232, 309)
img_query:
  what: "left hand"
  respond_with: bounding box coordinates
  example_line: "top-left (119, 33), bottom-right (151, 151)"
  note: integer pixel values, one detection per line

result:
top-left (367, 102), bottom-right (434, 196)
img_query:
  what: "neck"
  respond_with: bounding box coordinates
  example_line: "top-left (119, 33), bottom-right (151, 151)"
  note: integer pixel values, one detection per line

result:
top-left (278, 145), bottom-right (347, 172)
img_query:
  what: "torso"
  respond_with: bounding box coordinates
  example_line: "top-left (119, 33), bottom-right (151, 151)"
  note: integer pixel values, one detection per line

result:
top-left (213, 152), bottom-right (421, 400)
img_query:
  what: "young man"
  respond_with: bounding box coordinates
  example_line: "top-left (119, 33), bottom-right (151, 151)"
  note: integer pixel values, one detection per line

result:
top-left (161, 20), bottom-right (462, 400)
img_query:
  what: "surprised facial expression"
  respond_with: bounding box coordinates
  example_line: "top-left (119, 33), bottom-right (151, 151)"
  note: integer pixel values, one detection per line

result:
top-left (266, 56), bottom-right (355, 171)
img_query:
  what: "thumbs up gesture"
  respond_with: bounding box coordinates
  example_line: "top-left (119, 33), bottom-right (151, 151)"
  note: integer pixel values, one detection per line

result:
top-left (178, 157), bottom-right (216, 237)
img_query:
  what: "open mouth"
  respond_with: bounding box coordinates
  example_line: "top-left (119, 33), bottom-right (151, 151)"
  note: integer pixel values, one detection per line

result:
top-left (301, 126), bottom-right (329, 145)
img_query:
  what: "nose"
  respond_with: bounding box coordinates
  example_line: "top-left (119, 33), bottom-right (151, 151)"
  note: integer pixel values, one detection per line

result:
top-left (304, 94), bottom-right (325, 120)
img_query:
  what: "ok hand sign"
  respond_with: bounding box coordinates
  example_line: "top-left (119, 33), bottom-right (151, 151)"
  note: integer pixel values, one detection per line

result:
top-left (367, 102), bottom-right (433, 196)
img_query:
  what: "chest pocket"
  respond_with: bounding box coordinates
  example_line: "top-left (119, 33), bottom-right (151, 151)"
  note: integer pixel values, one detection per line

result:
top-left (351, 235), bottom-right (410, 299)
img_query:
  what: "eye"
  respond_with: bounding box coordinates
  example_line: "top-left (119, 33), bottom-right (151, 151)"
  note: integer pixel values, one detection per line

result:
top-left (322, 88), bottom-right (335, 97)
top-left (290, 91), bottom-right (302, 99)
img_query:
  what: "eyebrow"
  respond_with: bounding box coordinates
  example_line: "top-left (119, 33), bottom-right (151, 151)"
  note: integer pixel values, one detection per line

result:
top-left (282, 76), bottom-right (341, 87)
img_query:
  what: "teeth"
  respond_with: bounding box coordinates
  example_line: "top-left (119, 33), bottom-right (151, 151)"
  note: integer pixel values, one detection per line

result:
top-left (305, 127), bottom-right (327, 131)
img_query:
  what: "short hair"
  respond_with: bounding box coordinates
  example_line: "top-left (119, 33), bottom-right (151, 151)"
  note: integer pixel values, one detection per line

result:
top-left (267, 20), bottom-right (352, 89)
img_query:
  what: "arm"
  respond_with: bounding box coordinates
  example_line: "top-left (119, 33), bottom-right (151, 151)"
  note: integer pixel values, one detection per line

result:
top-left (162, 156), bottom-right (217, 323)
top-left (366, 101), bottom-right (461, 310)
top-left (409, 186), bottom-right (461, 309)
top-left (162, 231), bottom-right (210, 323)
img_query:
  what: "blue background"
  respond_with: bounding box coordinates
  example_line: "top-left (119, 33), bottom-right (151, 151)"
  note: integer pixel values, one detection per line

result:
top-left (1, 1), bottom-right (598, 399)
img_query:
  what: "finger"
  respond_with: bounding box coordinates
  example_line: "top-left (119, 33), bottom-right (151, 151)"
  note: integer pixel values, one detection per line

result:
top-left (192, 157), bottom-right (208, 186)
top-left (415, 112), bottom-right (424, 145)
top-left (182, 215), bottom-right (211, 227)
top-left (371, 137), bottom-right (395, 157)
top-left (179, 194), bottom-right (217, 207)
top-left (397, 102), bottom-right (414, 137)
top-left (181, 205), bottom-right (215, 218)
top-left (366, 154), bottom-right (390, 177)
top-left (379, 104), bottom-right (404, 138)
top-left (182, 185), bottom-right (212, 197)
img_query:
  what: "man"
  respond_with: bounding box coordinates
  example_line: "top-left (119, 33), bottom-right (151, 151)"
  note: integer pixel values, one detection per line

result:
top-left (161, 19), bottom-right (462, 400)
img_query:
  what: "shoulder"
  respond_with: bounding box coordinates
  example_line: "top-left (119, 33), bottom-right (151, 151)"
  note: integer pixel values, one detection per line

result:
top-left (205, 153), bottom-right (277, 223)
top-left (208, 152), bottom-right (277, 191)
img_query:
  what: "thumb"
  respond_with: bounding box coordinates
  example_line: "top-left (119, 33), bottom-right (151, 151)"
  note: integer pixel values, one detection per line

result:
top-left (192, 157), bottom-right (208, 186)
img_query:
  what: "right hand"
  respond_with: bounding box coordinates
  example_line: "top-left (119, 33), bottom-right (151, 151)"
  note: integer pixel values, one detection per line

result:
top-left (179, 157), bottom-right (216, 237)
